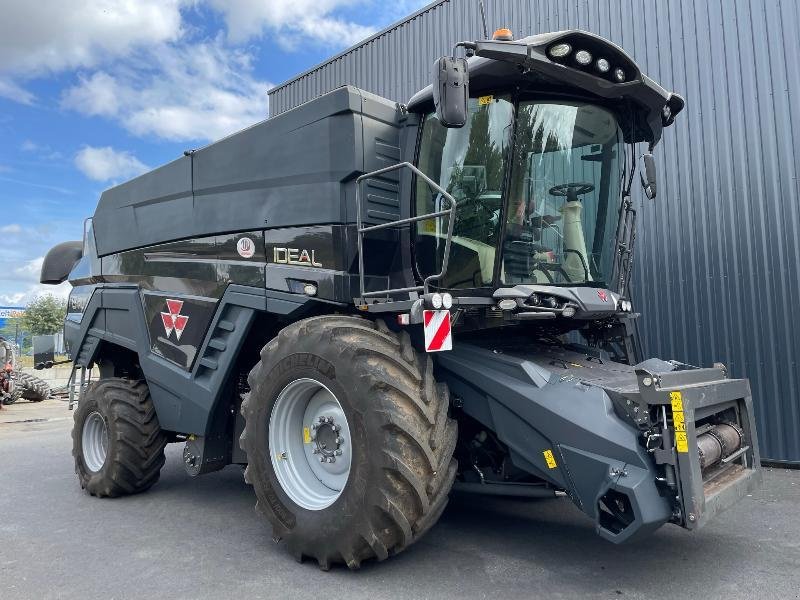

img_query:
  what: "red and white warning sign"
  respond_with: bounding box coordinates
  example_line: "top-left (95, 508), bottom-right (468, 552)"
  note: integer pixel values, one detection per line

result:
top-left (423, 310), bottom-right (452, 353)
top-left (161, 299), bottom-right (189, 341)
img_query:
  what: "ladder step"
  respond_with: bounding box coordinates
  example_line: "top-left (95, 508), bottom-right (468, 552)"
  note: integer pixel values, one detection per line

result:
top-left (208, 338), bottom-right (226, 352)
top-left (198, 357), bottom-right (218, 370)
top-left (217, 320), bottom-right (235, 332)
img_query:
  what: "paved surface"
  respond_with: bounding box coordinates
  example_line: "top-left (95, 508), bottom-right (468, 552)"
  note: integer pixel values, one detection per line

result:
top-left (1, 400), bottom-right (799, 600)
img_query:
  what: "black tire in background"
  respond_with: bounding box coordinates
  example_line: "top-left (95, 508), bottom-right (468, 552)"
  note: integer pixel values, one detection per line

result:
top-left (241, 315), bottom-right (458, 570)
top-left (72, 378), bottom-right (167, 497)
top-left (2, 386), bottom-right (21, 405)
top-left (16, 372), bottom-right (51, 402)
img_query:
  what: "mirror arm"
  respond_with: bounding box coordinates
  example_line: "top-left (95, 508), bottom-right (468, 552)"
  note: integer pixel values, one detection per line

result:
top-left (453, 41), bottom-right (477, 58)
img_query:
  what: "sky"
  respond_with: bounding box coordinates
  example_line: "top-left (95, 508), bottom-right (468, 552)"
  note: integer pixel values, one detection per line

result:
top-left (0, 0), bottom-right (429, 306)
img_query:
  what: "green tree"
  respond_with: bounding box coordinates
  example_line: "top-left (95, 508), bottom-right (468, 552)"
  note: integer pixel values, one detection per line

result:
top-left (21, 295), bottom-right (67, 336)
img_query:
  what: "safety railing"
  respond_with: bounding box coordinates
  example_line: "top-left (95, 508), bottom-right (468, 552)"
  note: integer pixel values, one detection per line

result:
top-left (356, 162), bottom-right (458, 298)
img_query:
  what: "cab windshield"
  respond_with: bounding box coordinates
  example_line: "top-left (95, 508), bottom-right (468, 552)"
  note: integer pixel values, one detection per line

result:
top-left (415, 97), bottom-right (624, 289)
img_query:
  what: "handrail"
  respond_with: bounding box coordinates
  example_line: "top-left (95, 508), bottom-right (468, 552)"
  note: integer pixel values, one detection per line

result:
top-left (355, 162), bottom-right (458, 298)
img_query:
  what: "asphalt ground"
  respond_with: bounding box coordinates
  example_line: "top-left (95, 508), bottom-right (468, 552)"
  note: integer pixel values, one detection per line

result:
top-left (1, 399), bottom-right (799, 600)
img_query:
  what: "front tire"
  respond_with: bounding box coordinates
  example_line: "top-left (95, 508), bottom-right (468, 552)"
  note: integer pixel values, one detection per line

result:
top-left (241, 316), bottom-right (458, 570)
top-left (72, 378), bottom-right (167, 497)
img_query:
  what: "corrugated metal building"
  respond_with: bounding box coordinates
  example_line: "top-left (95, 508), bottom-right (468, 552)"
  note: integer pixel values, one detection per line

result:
top-left (268, 0), bottom-right (800, 463)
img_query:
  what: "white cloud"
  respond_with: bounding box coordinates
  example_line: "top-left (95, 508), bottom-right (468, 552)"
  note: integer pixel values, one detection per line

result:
top-left (0, 224), bottom-right (22, 235)
top-left (0, 77), bottom-right (35, 104)
top-left (74, 146), bottom-right (149, 182)
top-left (0, 1), bottom-right (185, 76)
top-left (0, 282), bottom-right (70, 306)
top-left (1, 258), bottom-right (71, 305)
top-left (63, 40), bottom-right (270, 142)
top-left (13, 257), bottom-right (45, 282)
top-left (2, 0), bottom-right (386, 141)
top-left (208, 0), bottom-right (375, 48)
top-left (19, 140), bottom-right (63, 160)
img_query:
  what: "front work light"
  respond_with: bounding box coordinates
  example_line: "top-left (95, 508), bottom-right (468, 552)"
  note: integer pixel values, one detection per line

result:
top-left (548, 43), bottom-right (572, 58)
top-left (613, 68), bottom-right (626, 82)
top-left (596, 58), bottom-right (610, 73)
top-left (441, 293), bottom-right (453, 309)
top-left (430, 293), bottom-right (443, 309)
top-left (575, 50), bottom-right (592, 65)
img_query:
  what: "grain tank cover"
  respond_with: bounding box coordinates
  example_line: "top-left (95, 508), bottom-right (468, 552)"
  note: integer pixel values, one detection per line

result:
top-left (92, 86), bottom-right (401, 257)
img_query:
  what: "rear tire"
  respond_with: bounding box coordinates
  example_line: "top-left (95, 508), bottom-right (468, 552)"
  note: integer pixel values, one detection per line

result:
top-left (72, 378), bottom-right (167, 497)
top-left (241, 315), bottom-right (457, 570)
top-left (16, 372), bottom-right (50, 402)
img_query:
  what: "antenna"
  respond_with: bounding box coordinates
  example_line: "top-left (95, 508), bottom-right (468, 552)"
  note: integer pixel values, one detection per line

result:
top-left (478, 0), bottom-right (489, 39)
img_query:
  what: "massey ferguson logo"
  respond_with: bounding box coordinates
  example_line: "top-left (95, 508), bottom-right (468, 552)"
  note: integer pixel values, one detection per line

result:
top-left (272, 247), bottom-right (322, 267)
top-left (161, 299), bottom-right (189, 341)
top-left (597, 290), bottom-right (609, 302)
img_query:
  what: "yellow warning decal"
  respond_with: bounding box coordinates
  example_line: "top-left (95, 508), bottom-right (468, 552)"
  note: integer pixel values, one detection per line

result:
top-left (672, 410), bottom-right (686, 432)
top-left (303, 427), bottom-right (311, 444)
top-left (478, 95), bottom-right (494, 105)
top-left (670, 391), bottom-right (688, 451)
top-left (423, 219), bottom-right (436, 233)
top-left (670, 391), bottom-right (683, 412)
top-left (543, 449), bottom-right (558, 469)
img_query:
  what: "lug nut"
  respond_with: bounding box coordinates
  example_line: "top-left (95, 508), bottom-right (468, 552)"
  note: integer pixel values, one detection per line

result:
top-left (319, 416), bottom-right (326, 423)
top-left (329, 457), bottom-right (336, 463)
top-left (319, 456), bottom-right (326, 462)
top-left (333, 424), bottom-right (341, 432)
top-left (334, 449), bottom-right (343, 456)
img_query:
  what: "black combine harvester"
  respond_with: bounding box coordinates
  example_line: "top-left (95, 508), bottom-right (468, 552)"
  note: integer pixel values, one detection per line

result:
top-left (41, 29), bottom-right (760, 569)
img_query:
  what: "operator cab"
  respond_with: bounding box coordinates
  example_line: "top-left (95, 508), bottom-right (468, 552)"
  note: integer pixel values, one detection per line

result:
top-left (413, 96), bottom-right (623, 291)
top-left (401, 29), bottom-right (683, 326)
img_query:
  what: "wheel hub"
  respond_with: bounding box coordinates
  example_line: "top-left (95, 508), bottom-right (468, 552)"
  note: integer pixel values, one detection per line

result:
top-left (311, 416), bottom-right (345, 463)
top-left (81, 411), bottom-right (108, 473)
top-left (268, 378), bottom-right (352, 511)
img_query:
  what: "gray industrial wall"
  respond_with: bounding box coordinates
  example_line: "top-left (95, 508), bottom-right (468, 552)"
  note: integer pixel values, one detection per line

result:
top-left (268, 0), bottom-right (800, 463)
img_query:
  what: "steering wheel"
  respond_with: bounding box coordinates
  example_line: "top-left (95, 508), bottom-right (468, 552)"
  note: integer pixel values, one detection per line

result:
top-left (549, 182), bottom-right (595, 203)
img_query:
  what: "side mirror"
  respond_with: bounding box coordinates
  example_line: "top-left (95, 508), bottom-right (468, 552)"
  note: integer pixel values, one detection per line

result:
top-left (639, 153), bottom-right (657, 200)
top-left (432, 56), bottom-right (469, 128)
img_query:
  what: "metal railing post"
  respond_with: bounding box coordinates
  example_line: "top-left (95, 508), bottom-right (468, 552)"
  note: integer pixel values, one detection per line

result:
top-left (355, 162), bottom-right (458, 299)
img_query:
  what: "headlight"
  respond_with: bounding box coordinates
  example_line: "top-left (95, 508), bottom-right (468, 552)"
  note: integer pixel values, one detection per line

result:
top-left (613, 68), bottom-right (626, 82)
top-left (562, 305), bottom-right (576, 318)
top-left (596, 58), bottom-right (610, 73)
top-left (498, 299), bottom-right (516, 311)
top-left (548, 43), bottom-right (572, 58)
top-left (575, 50), bottom-right (592, 65)
top-left (441, 293), bottom-right (453, 309)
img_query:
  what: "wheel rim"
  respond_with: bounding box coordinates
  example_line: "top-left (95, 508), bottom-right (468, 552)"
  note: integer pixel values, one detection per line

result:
top-left (82, 411), bottom-right (108, 472)
top-left (269, 378), bottom-right (352, 511)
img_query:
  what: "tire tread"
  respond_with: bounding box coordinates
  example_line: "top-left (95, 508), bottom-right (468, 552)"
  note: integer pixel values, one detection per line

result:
top-left (241, 315), bottom-right (457, 570)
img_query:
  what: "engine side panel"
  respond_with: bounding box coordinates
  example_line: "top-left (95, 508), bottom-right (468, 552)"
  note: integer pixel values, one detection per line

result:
top-left (65, 283), bottom-right (315, 434)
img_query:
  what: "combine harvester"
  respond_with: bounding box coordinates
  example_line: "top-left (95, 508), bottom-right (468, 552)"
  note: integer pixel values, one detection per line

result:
top-left (40, 28), bottom-right (760, 569)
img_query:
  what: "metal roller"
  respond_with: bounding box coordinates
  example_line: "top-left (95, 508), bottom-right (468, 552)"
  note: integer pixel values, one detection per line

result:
top-left (697, 422), bottom-right (744, 470)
